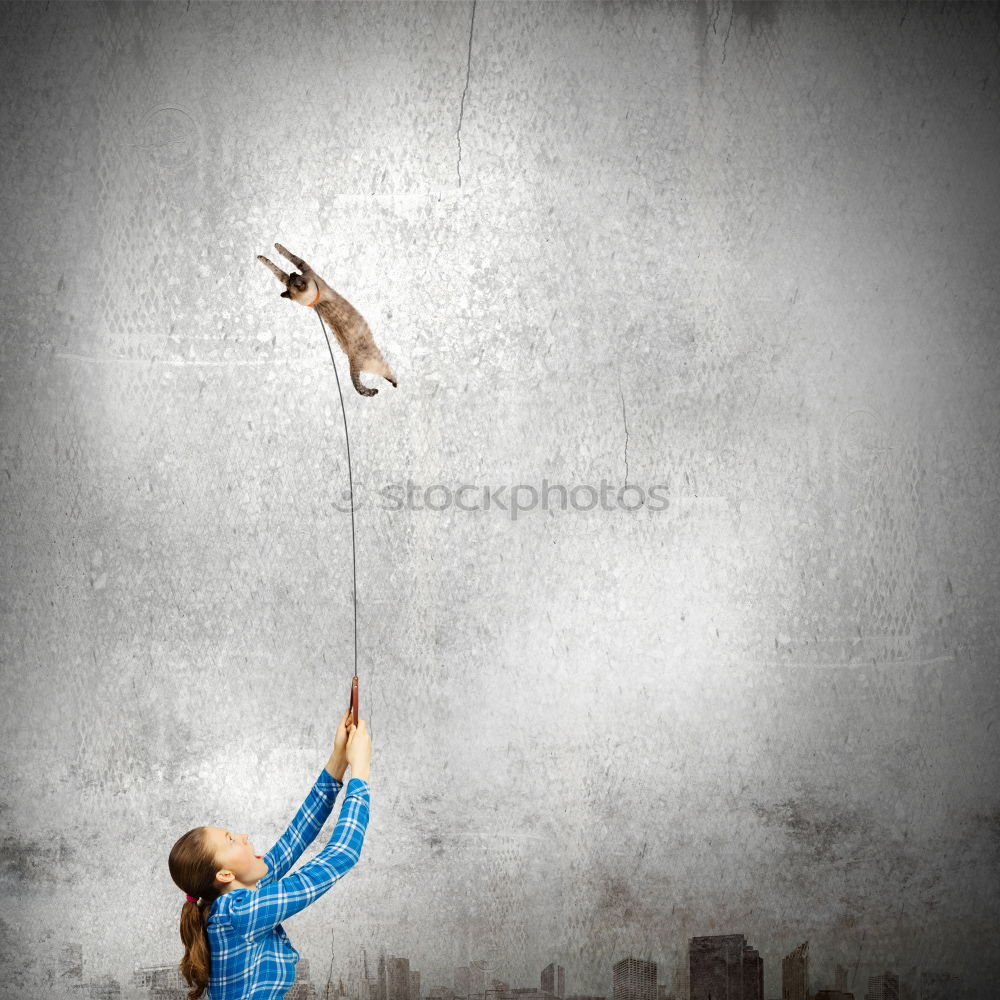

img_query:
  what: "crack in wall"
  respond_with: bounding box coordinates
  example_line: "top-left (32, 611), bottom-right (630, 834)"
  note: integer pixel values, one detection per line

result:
top-left (722, 4), bottom-right (735, 64)
top-left (456, 0), bottom-right (477, 188)
top-left (704, 0), bottom-right (721, 44)
top-left (618, 374), bottom-right (630, 489)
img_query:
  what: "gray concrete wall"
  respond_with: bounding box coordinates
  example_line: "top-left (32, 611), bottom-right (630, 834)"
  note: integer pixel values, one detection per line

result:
top-left (1, 2), bottom-right (998, 998)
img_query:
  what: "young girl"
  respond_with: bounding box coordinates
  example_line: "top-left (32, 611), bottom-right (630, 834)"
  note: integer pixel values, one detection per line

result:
top-left (168, 709), bottom-right (372, 1000)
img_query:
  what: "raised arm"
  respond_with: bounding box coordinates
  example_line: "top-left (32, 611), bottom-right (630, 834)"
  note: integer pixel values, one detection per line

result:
top-left (257, 769), bottom-right (343, 886)
top-left (224, 777), bottom-right (370, 938)
top-left (259, 710), bottom-right (355, 882)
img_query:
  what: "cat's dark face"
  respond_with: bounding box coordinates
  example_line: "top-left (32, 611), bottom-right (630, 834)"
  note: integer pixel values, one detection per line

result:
top-left (281, 271), bottom-right (319, 306)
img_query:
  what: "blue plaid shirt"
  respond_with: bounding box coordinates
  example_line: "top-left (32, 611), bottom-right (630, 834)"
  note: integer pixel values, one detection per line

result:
top-left (206, 771), bottom-right (370, 999)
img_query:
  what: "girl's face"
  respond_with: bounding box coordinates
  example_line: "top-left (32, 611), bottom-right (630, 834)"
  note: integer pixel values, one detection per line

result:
top-left (205, 827), bottom-right (269, 890)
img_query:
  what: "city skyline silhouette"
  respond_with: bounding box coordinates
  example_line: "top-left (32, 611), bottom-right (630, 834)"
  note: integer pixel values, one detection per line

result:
top-left (50, 930), bottom-right (972, 1000)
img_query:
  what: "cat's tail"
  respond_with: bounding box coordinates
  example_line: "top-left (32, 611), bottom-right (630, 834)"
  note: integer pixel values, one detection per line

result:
top-left (369, 354), bottom-right (398, 389)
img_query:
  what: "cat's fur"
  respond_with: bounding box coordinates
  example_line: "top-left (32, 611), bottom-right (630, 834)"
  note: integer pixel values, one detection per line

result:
top-left (258, 243), bottom-right (397, 397)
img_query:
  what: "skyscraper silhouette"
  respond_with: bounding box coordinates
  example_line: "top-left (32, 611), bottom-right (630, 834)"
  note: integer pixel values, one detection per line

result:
top-left (388, 957), bottom-right (412, 1000)
top-left (360, 948), bottom-right (377, 1000)
top-left (689, 935), bottom-right (763, 1000)
top-left (379, 954), bottom-right (389, 1000)
top-left (469, 960), bottom-right (492, 1000)
top-left (133, 962), bottom-right (185, 999)
top-left (613, 956), bottom-right (657, 1000)
top-left (782, 942), bottom-right (808, 1000)
top-left (288, 957), bottom-right (318, 1000)
top-left (833, 966), bottom-right (849, 994)
top-left (80, 975), bottom-right (122, 1000)
top-left (542, 964), bottom-right (566, 999)
top-left (486, 979), bottom-right (509, 1000)
top-left (671, 956), bottom-right (690, 1000)
top-left (864, 973), bottom-right (899, 1000)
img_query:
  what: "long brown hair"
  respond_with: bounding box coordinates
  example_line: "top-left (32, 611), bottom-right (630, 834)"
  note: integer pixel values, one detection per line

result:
top-left (168, 827), bottom-right (223, 1000)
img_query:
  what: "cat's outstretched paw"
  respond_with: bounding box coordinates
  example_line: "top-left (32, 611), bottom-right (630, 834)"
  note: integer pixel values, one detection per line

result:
top-left (258, 255), bottom-right (289, 283)
top-left (275, 243), bottom-right (308, 271)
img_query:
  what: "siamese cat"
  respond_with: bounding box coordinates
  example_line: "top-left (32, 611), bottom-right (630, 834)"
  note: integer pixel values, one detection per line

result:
top-left (258, 243), bottom-right (398, 397)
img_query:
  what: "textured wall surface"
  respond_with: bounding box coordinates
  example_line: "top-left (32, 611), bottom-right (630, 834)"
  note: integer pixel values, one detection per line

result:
top-left (1, 2), bottom-right (999, 998)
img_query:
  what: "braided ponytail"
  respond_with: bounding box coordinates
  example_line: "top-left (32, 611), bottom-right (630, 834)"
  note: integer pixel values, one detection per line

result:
top-left (168, 828), bottom-right (222, 1000)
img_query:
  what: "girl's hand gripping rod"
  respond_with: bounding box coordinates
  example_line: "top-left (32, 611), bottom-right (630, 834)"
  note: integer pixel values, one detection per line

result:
top-left (348, 676), bottom-right (359, 732)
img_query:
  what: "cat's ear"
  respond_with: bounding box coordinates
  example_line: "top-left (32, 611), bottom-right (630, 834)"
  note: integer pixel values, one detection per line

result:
top-left (280, 290), bottom-right (291, 299)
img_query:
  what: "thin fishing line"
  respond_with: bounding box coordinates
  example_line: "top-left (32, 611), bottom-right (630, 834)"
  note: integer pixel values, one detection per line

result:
top-left (315, 310), bottom-right (358, 679)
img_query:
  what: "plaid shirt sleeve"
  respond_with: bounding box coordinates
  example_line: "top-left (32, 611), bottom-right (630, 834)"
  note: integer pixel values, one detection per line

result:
top-left (258, 769), bottom-right (344, 885)
top-left (224, 776), bottom-right (370, 939)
